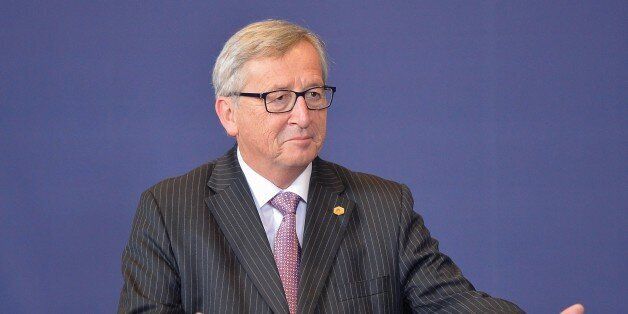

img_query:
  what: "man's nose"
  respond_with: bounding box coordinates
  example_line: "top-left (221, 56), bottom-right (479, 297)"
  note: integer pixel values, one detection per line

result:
top-left (289, 95), bottom-right (311, 128)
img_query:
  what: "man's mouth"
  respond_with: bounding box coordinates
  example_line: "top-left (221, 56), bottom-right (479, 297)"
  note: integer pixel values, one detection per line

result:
top-left (290, 135), bottom-right (312, 141)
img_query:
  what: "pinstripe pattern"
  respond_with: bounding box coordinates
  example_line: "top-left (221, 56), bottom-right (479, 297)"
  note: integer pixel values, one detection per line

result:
top-left (119, 147), bottom-right (523, 313)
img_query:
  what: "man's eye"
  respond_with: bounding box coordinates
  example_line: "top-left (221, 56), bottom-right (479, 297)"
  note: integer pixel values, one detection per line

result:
top-left (268, 92), bottom-right (289, 103)
top-left (308, 91), bottom-right (321, 98)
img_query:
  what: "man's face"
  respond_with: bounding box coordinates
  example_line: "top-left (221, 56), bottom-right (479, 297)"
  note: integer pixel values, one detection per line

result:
top-left (230, 40), bottom-right (327, 172)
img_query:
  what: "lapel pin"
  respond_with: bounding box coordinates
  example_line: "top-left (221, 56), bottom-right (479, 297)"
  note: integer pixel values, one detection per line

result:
top-left (333, 206), bottom-right (345, 216)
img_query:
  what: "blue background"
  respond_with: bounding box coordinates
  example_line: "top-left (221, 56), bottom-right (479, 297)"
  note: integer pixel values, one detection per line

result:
top-left (1, 1), bottom-right (626, 313)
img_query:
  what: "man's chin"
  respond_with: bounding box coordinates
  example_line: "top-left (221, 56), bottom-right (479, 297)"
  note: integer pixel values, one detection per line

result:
top-left (280, 145), bottom-right (319, 167)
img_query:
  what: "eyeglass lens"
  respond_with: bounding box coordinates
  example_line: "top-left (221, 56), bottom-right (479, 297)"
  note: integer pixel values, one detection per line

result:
top-left (265, 87), bottom-right (333, 112)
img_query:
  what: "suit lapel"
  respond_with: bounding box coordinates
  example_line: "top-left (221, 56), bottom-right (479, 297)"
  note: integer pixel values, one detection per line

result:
top-left (204, 147), bottom-right (289, 314)
top-left (298, 157), bottom-right (356, 314)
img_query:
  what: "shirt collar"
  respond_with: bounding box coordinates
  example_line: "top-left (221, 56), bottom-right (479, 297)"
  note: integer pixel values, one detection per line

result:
top-left (237, 147), bottom-right (311, 209)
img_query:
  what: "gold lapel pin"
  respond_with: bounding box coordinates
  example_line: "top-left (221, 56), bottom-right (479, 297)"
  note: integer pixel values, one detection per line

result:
top-left (333, 206), bottom-right (345, 216)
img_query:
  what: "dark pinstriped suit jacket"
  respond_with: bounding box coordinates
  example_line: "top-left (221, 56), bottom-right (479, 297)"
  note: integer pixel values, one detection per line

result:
top-left (118, 147), bottom-right (523, 313)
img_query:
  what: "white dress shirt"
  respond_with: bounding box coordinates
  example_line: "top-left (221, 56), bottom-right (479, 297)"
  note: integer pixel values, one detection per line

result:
top-left (237, 148), bottom-right (310, 253)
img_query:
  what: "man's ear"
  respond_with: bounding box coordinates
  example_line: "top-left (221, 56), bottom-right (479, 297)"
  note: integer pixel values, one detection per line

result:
top-left (215, 97), bottom-right (238, 137)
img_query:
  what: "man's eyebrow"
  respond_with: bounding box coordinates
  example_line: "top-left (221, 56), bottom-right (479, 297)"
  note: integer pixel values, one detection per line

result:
top-left (267, 85), bottom-right (290, 91)
top-left (261, 81), bottom-right (325, 92)
top-left (258, 82), bottom-right (289, 91)
top-left (305, 82), bottom-right (325, 89)
top-left (281, 84), bottom-right (325, 91)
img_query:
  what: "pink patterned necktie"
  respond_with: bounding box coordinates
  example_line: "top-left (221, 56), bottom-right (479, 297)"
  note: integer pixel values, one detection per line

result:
top-left (270, 191), bottom-right (301, 314)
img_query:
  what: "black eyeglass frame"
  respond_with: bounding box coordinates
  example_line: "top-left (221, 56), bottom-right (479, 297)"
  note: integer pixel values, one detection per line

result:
top-left (231, 85), bottom-right (336, 113)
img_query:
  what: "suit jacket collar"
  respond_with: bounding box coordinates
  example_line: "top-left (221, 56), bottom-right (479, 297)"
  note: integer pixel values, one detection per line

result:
top-left (205, 146), bottom-right (356, 314)
top-left (299, 156), bottom-right (356, 313)
top-left (205, 147), bottom-right (289, 313)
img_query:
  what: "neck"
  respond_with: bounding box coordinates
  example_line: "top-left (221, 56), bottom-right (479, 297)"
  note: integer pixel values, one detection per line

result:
top-left (239, 150), bottom-right (308, 189)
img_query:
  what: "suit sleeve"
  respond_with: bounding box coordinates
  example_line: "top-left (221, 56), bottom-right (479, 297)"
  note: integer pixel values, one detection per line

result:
top-left (397, 184), bottom-right (524, 313)
top-left (118, 190), bottom-right (184, 314)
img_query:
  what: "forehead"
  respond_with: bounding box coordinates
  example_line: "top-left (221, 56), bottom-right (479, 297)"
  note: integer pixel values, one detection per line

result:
top-left (241, 40), bottom-right (324, 90)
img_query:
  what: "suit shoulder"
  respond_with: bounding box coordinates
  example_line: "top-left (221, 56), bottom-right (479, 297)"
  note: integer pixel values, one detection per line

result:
top-left (319, 158), bottom-right (406, 195)
top-left (144, 159), bottom-right (217, 197)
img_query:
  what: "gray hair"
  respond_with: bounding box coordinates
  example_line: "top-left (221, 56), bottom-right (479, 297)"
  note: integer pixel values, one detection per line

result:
top-left (212, 19), bottom-right (328, 97)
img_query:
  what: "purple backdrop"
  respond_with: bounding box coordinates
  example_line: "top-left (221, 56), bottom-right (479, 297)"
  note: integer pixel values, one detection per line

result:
top-left (1, 1), bottom-right (626, 313)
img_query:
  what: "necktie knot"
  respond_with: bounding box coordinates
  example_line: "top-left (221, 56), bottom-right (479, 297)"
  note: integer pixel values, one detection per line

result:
top-left (270, 191), bottom-right (300, 216)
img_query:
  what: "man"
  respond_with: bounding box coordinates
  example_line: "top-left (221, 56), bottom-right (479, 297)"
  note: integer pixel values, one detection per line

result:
top-left (118, 20), bottom-right (582, 313)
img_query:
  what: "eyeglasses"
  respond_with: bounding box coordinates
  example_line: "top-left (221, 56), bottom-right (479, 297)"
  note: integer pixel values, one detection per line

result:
top-left (231, 85), bottom-right (336, 113)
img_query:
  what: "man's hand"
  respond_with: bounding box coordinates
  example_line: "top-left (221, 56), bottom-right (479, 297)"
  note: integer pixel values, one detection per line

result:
top-left (560, 303), bottom-right (585, 314)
